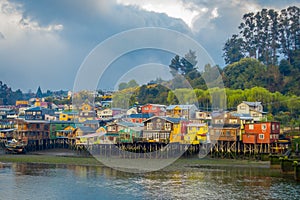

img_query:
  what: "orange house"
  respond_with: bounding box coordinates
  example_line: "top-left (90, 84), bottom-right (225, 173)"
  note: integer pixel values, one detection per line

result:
top-left (141, 104), bottom-right (166, 116)
top-left (244, 122), bottom-right (280, 144)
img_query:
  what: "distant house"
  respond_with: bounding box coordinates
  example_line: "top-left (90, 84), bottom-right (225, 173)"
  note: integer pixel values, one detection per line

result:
top-left (14, 118), bottom-right (50, 144)
top-left (59, 110), bottom-right (78, 121)
top-left (97, 108), bottom-right (113, 119)
top-left (141, 104), bottom-right (166, 116)
top-left (0, 121), bottom-right (15, 141)
top-left (236, 101), bottom-right (266, 121)
top-left (79, 103), bottom-right (96, 121)
top-left (126, 107), bottom-right (138, 115)
top-left (195, 111), bottom-right (212, 122)
top-left (75, 126), bottom-right (96, 137)
top-left (82, 119), bottom-right (100, 130)
top-left (209, 124), bottom-right (241, 142)
top-left (0, 108), bottom-right (17, 120)
top-left (185, 123), bottom-right (208, 144)
top-left (49, 120), bottom-right (77, 139)
top-left (166, 104), bottom-right (198, 119)
top-left (15, 100), bottom-right (29, 108)
top-left (127, 113), bottom-right (154, 123)
top-left (24, 107), bottom-right (54, 120)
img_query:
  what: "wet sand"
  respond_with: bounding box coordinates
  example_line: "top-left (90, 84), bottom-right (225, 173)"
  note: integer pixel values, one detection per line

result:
top-left (0, 148), bottom-right (270, 171)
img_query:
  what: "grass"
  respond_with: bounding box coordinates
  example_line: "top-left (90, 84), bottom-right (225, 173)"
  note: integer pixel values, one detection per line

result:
top-left (0, 154), bottom-right (104, 166)
top-left (0, 152), bottom-right (270, 170)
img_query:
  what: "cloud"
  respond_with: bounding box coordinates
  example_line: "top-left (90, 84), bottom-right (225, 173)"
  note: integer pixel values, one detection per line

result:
top-left (0, 32), bottom-right (5, 40)
top-left (0, 0), bottom-right (69, 90)
top-left (2, 0), bottom-right (300, 91)
top-left (116, 0), bottom-right (204, 30)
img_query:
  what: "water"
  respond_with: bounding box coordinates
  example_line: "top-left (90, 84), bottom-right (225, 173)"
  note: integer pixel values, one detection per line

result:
top-left (0, 162), bottom-right (299, 200)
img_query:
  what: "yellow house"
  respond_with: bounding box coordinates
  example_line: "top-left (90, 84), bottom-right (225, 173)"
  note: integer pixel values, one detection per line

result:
top-left (169, 120), bottom-right (190, 143)
top-left (16, 100), bottom-right (29, 107)
top-left (184, 123), bottom-right (208, 144)
top-left (59, 111), bottom-right (78, 121)
top-left (78, 103), bottom-right (96, 122)
top-left (56, 125), bottom-right (76, 139)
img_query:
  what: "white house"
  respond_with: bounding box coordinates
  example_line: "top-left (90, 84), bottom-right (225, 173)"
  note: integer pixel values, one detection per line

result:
top-left (236, 101), bottom-right (266, 121)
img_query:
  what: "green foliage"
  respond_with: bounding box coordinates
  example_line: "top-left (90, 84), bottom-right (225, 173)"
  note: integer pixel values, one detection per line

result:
top-left (169, 50), bottom-right (198, 75)
top-left (223, 34), bottom-right (245, 64)
top-left (223, 58), bottom-right (268, 89)
top-left (224, 6), bottom-right (300, 66)
top-left (0, 81), bottom-right (24, 105)
top-left (118, 79), bottom-right (139, 91)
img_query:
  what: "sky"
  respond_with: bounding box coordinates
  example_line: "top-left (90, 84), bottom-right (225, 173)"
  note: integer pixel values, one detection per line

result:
top-left (0, 0), bottom-right (299, 92)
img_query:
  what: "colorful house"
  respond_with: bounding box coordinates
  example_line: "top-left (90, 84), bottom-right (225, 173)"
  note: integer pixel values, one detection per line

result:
top-left (49, 121), bottom-right (77, 139)
top-left (141, 104), bottom-right (166, 116)
top-left (79, 102), bottom-right (96, 122)
top-left (236, 101), bottom-right (266, 121)
top-left (14, 118), bottom-right (50, 146)
top-left (209, 124), bottom-right (241, 142)
top-left (142, 116), bottom-right (182, 143)
top-left (59, 111), bottom-right (78, 121)
top-left (97, 108), bottom-right (113, 119)
top-left (184, 123), bottom-right (208, 144)
top-left (117, 121), bottom-right (143, 143)
top-left (127, 113), bottom-right (154, 123)
top-left (24, 107), bottom-right (54, 120)
top-left (244, 122), bottom-right (280, 144)
top-left (166, 104), bottom-right (198, 119)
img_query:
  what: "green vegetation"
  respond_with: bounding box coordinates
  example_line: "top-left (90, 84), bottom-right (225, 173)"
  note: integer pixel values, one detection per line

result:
top-left (0, 154), bottom-right (103, 166)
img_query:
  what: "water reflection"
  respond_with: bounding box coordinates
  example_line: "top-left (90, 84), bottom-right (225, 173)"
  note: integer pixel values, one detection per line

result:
top-left (0, 162), bottom-right (299, 200)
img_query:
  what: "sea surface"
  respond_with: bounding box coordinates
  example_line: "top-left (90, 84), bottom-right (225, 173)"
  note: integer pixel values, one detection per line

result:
top-left (0, 162), bottom-right (299, 200)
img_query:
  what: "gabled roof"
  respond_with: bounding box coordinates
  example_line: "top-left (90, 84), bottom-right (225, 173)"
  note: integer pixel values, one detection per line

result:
top-left (166, 104), bottom-right (197, 110)
top-left (129, 113), bottom-right (154, 118)
top-left (83, 120), bottom-right (99, 124)
top-left (143, 116), bottom-right (183, 124)
top-left (25, 106), bottom-right (44, 111)
top-left (117, 121), bottom-right (143, 127)
top-left (242, 101), bottom-right (262, 107)
top-left (142, 103), bottom-right (166, 107)
top-left (232, 113), bottom-right (253, 120)
top-left (77, 126), bottom-right (96, 133)
top-left (187, 123), bottom-right (207, 127)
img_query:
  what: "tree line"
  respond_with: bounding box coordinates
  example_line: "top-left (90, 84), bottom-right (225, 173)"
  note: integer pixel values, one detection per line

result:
top-left (223, 6), bottom-right (299, 66)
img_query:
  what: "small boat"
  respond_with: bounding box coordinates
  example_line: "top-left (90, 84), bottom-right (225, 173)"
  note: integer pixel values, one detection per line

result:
top-left (5, 139), bottom-right (26, 154)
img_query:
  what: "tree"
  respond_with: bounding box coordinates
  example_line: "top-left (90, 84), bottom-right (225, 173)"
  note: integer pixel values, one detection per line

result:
top-left (118, 80), bottom-right (139, 91)
top-left (223, 34), bottom-right (245, 64)
top-left (169, 55), bottom-right (181, 76)
top-left (180, 50), bottom-right (197, 74)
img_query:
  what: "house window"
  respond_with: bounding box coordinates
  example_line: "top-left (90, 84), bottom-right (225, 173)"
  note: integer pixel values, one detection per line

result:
top-left (157, 122), bottom-right (162, 130)
top-left (259, 134), bottom-right (264, 139)
top-left (229, 119), bottom-right (238, 124)
top-left (165, 123), bottom-right (171, 131)
top-left (239, 105), bottom-right (246, 110)
top-left (249, 124), bottom-right (254, 130)
top-left (147, 123), bottom-right (153, 130)
top-left (226, 130), bottom-right (231, 136)
top-left (144, 107), bottom-right (149, 110)
top-left (261, 124), bottom-right (267, 130)
top-left (272, 124), bottom-right (275, 130)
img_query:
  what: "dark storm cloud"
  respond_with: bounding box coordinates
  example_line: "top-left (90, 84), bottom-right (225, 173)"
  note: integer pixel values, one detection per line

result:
top-left (2, 0), bottom-right (299, 91)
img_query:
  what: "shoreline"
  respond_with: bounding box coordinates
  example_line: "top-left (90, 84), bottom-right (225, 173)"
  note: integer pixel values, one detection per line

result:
top-left (0, 148), bottom-right (271, 171)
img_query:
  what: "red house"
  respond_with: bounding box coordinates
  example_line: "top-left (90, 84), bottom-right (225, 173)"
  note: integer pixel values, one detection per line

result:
top-left (141, 104), bottom-right (166, 116)
top-left (244, 122), bottom-right (280, 144)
